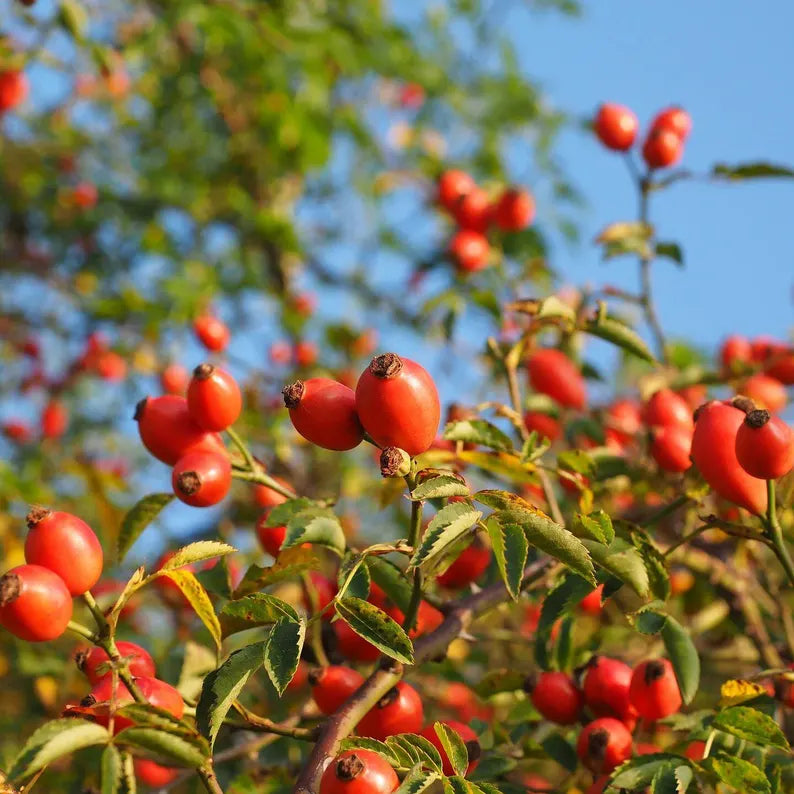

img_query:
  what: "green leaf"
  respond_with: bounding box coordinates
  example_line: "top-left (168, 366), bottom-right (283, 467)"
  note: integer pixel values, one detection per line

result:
top-left (433, 722), bottom-right (469, 778)
top-left (409, 502), bottom-right (482, 574)
top-left (115, 727), bottom-right (207, 768)
top-left (496, 509), bottom-right (596, 586)
top-left (395, 767), bottom-right (441, 794)
top-left (574, 511), bottom-right (614, 545)
top-left (673, 765), bottom-right (694, 794)
top-left (713, 706), bottom-right (789, 749)
top-left (556, 449), bottom-right (595, 476)
top-left (411, 473), bottom-right (470, 501)
top-left (540, 734), bottom-right (578, 773)
top-left (107, 567), bottom-right (146, 631)
top-left (474, 490), bottom-right (538, 511)
top-left (443, 419), bottom-right (515, 453)
top-left (117, 493), bottom-right (173, 562)
top-left (650, 765), bottom-right (679, 794)
top-left (338, 553), bottom-right (371, 601)
top-left (702, 753), bottom-right (770, 794)
top-left (159, 540), bottom-right (236, 571)
top-left (115, 704), bottom-right (203, 743)
top-left (534, 574), bottom-right (594, 669)
top-left (222, 593), bottom-right (300, 625)
top-left (388, 734), bottom-right (443, 773)
top-left (9, 718), bottom-right (110, 782)
top-left (262, 498), bottom-right (319, 527)
top-left (196, 642), bottom-right (266, 749)
top-left (661, 615), bottom-right (700, 705)
top-left (154, 569), bottom-right (222, 652)
top-left (101, 744), bottom-right (121, 794)
top-left (610, 754), bottom-right (682, 789)
top-left (282, 506), bottom-right (346, 555)
top-left (656, 241), bottom-right (684, 267)
top-left (264, 617), bottom-right (306, 696)
top-left (233, 546), bottom-right (317, 598)
top-left (339, 737), bottom-right (401, 768)
top-left (367, 556), bottom-right (414, 614)
top-left (583, 537), bottom-right (650, 598)
top-left (335, 597), bottom-right (414, 664)
top-left (712, 162), bottom-right (794, 180)
top-left (633, 605), bottom-right (669, 635)
top-left (583, 315), bottom-right (656, 363)
top-left (486, 516), bottom-right (527, 600)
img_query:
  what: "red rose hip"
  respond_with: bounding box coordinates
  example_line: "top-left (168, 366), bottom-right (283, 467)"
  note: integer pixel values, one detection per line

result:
top-left (449, 229), bottom-right (490, 273)
top-left (0, 564), bottom-right (73, 642)
top-left (582, 656), bottom-right (637, 724)
top-left (134, 759), bottom-right (180, 787)
top-left (650, 106), bottom-right (692, 140)
top-left (642, 389), bottom-right (693, 431)
top-left (355, 354), bottom-right (440, 457)
top-left (493, 188), bottom-right (535, 231)
top-left (527, 349), bottom-right (586, 410)
top-left (438, 170), bottom-right (476, 212)
top-left (193, 314), bottom-right (229, 352)
top-left (576, 717), bottom-right (633, 774)
top-left (77, 641), bottom-right (156, 684)
top-left (283, 378), bottom-right (364, 451)
top-left (528, 671), bottom-right (583, 725)
top-left (735, 409), bottom-right (794, 480)
top-left (436, 538), bottom-right (491, 589)
top-left (356, 681), bottom-right (424, 740)
top-left (594, 103), bottom-right (638, 151)
top-left (172, 450), bottom-right (232, 507)
top-left (642, 128), bottom-right (683, 169)
top-left (629, 658), bottom-right (682, 720)
top-left (24, 507), bottom-right (104, 595)
top-left (650, 425), bottom-right (693, 473)
top-left (310, 665), bottom-right (365, 715)
top-left (187, 364), bottom-right (242, 431)
top-left (319, 750), bottom-right (398, 794)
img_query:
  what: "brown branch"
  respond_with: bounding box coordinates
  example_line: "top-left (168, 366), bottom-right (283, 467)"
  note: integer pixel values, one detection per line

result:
top-left (293, 558), bottom-right (552, 794)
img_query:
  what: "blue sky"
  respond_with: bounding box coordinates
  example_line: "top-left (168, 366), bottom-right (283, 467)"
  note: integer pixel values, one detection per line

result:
top-left (504, 1), bottom-right (794, 348)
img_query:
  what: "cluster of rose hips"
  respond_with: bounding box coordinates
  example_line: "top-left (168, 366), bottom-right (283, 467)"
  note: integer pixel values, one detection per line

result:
top-left (594, 103), bottom-right (692, 170)
top-left (436, 170), bottom-right (535, 273)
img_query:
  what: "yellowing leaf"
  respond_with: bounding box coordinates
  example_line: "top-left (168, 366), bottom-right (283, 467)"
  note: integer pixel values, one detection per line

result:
top-left (720, 679), bottom-right (769, 707)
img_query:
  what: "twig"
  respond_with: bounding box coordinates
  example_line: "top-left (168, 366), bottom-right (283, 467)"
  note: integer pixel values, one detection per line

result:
top-left (232, 702), bottom-right (318, 740)
top-left (402, 474), bottom-right (424, 632)
top-left (293, 558), bottom-right (552, 794)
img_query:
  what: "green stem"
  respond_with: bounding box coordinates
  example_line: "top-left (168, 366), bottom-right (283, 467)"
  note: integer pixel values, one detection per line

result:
top-left (67, 620), bottom-right (99, 642)
top-left (225, 425), bottom-right (257, 472)
top-left (765, 479), bottom-right (794, 588)
top-left (198, 763), bottom-right (224, 794)
top-left (403, 476), bottom-right (424, 633)
top-left (226, 426), bottom-right (297, 499)
top-left (82, 590), bottom-right (109, 631)
top-left (301, 572), bottom-right (330, 667)
top-left (642, 494), bottom-right (690, 528)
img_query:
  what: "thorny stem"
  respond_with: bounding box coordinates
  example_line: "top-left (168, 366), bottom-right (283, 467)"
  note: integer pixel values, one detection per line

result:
top-left (293, 558), bottom-right (552, 794)
top-left (764, 479), bottom-right (794, 589)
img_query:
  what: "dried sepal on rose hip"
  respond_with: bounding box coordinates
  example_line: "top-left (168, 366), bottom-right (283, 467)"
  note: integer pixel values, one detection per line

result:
top-left (319, 750), bottom-right (399, 794)
top-left (379, 446), bottom-right (411, 478)
top-left (24, 506), bottom-right (104, 595)
top-left (735, 409), bottom-right (794, 480)
top-left (282, 377), bottom-right (364, 451)
top-left (576, 717), bottom-right (633, 774)
top-left (187, 363), bottom-right (242, 431)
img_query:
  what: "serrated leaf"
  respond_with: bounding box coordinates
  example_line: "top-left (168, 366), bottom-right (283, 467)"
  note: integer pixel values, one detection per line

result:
top-left (367, 556), bottom-right (413, 614)
top-left (265, 617), bottom-right (305, 696)
top-left (674, 765), bottom-right (693, 794)
top-left (497, 509), bottom-right (596, 586)
top-left (115, 727), bottom-right (207, 768)
top-left (195, 556), bottom-right (234, 599)
top-left (411, 474), bottom-right (470, 501)
top-left (283, 507), bottom-right (346, 555)
top-left (160, 541), bottom-right (236, 571)
top-left (583, 537), bottom-right (650, 598)
top-left (117, 493), bottom-right (173, 562)
top-left (222, 593), bottom-right (299, 625)
top-left (486, 517), bottom-right (527, 600)
top-left (388, 734), bottom-right (443, 773)
top-left (101, 744), bottom-right (121, 794)
top-left (155, 569), bottom-right (222, 651)
top-left (335, 597), bottom-right (414, 664)
top-left (651, 765), bottom-right (679, 794)
top-left (115, 704), bottom-right (202, 743)
top-left (610, 754), bottom-right (682, 789)
top-left (107, 567), bottom-right (146, 631)
top-left (443, 419), bottom-right (514, 453)
top-left (661, 616), bottom-right (700, 705)
top-left (713, 706), bottom-right (789, 749)
top-left (584, 315), bottom-right (656, 363)
top-left (534, 574), bottom-right (594, 668)
top-left (395, 767), bottom-right (441, 794)
top-left (634, 607), bottom-right (668, 635)
top-left (119, 751), bottom-right (136, 794)
top-left (540, 734), bottom-right (578, 773)
top-left (434, 722), bottom-right (469, 778)
top-left (196, 642), bottom-right (265, 749)
top-left (340, 737), bottom-right (400, 768)
top-left (455, 450), bottom-right (537, 483)
top-left (233, 546), bottom-right (317, 598)
top-left (712, 162), bottom-right (794, 180)
top-left (702, 753), bottom-right (770, 794)
top-left (338, 553), bottom-right (371, 601)
top-left (575, 511), bottom-right (614, 544)
top-left (474, 490), bottom-right (536, 512)
top-left (409, 502), bottom-right (482, 574)
top-left (656, 241), bottom-right (684, 267)
top-left (9, 719), bottom-right (110, 782)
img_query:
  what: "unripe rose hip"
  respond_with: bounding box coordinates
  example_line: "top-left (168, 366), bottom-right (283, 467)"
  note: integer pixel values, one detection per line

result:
top-left (24, 507), bottom-right (104, 596)
top-left (187, 364), bottom-right (242, 431)
top-left (0, 565), bottom-right (73, 642)
top-left (735, 409), bottom-right (794, 480)
top-left (355, 353), bottom-right (440, 457)
top-left (283, 378), bottom-right (364, 451)
top-left (172, 450), bottom-right (232, 507)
